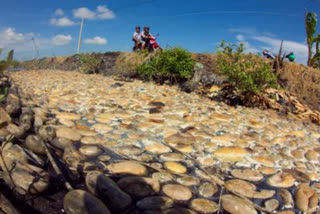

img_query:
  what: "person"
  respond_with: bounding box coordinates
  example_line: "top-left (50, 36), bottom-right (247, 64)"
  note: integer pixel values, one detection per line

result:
top-left (133, 26), bottom-right (142, 51)
top-left (262, 50), bottom-right (276, 59)
top-left (141, 26), bottom-right (153, 50)
top-left (285, 52), bottom-right (295, 62)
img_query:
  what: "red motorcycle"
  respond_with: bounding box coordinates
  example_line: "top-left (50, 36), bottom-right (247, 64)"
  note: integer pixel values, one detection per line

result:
top-left (147, 34), bottom-right (161, 52)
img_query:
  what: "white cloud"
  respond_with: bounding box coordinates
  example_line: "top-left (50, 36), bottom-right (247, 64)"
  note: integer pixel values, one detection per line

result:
top-left (52, 34), bottom-right (72, 46)
top-left (252, 36), bottom-right (308, 64)
top-left (84, 36), bottom-right (107, 45)
top-left (50, 17), bottom-right (76, 27)
top-left (73, 5), bottom-right (115, 20)
top-left (236, 34), bottom-right (245, 42)
top-left (55, 9), bottom-right (64, 16)
top-left (0, 28), bottom-right (25, 48)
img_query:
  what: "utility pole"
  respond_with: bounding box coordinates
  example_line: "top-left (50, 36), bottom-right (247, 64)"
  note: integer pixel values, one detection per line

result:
top-left (77, 18), bottom-right (85, 54)
top-left (31, 37), bottom-right (39, 59)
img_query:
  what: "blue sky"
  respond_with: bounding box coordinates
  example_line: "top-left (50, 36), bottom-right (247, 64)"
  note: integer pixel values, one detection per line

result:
top-left (0, 0), bottom-right (318, 63)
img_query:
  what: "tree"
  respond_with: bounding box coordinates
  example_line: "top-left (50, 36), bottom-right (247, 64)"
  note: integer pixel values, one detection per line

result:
top-left (305, 12), bottom-right (320, 67)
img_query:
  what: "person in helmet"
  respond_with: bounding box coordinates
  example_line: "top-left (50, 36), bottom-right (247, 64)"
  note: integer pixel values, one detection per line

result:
top-left (262, 50), bottom-right (276, 59)
top-left (285, 52), bottom-right (295, 62)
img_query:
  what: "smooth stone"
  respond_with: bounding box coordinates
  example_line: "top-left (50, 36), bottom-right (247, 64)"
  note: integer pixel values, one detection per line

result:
top-left (7, 123), bottom-right (25, 139)
top-left (86, 171), bottom-right (132, 210)
top-left (213, 146), bottom-right (249, 162)
top-left (280, 189), bottom-right (294, 208)
top-left (152, 172), bottom-right (174, 183)
top-left (258, 166), bottom-right (277, 175)
top-left (163, 208), bottom-right (197, 214)
top-left (56, 112), bottom-right (81, 120)
top-left (283, 169), bottom-right (310, 183)
top-left (225, 179), bottom-right (275, 199)
top-left (264, 199), bottom-right (279, 212)
top-left (79, 145), bottom-right (103, 157)
top-left (25, 135), bottom-right (45, 155)
top-left (198, 182), bottom-right (218, 198)
top-left (59, 119), bottom-right (75, 128)
top-left (221, 194), bottom-right (257, 214)
top-left (174, 144), bottom-right (193, 153)
top-left (38, 125), bottom-right (56, 142)
top-left (252, 156), bottom-right (275, 167)
top-left (117, 145), bottom-right (142, 156)
top-left (164, 162), bottom-right (187, 174)
top-left (136, 196), bottom-right (174, 210)
top-left (107, 161), bottom-right (148, 176)
top-left (176, 176), bottom-right (200, 186)
top-left (305, 150), bottom-right (318, 161)
top-left (189, 198), bottom-right (218, 214)
top-left (276, 211), bottom-right (295, 214)
top-left (145, 143), bottom-right (171, 154)
top-left (63, 190), bottom-right (111, 214)
top-left (51, 137), bottom-right (72, 150)
top-left (56, 127), bottom-right (81, 141)
top-left (0, 107), bottom-right (11, 125)
top-left (160, 153), bottom-right (184, 162)
top-left (295, 183), bottom-right (318, 213)
top-left (63, 145), bottom-right (85, 169)
top-left (97, 155), bottom-right (111, 162)
top-left (92, 124), bottom-right (113, 132)
top-left (165, 133), bottom-right (195, 145)
top-left (267, 172), bottom-right (295, 188)
top-left (231, 169), bottom-right (263, 182)
top-left (117, 176), bottom-right (160, 198)
top-left (162, 184), bottom-right (192, 201)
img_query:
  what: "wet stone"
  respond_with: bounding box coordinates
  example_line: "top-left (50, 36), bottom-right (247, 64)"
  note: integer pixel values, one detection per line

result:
top-left (145, 143), bottom-right (171, 154)
top-left (152, 172), bottom-right (174, 183)
top-left (267, 172), bottom-right (295, 188)
top-left (63, 190), bottom-right (111, 214)
top-left (86, 171), bottom-right (132, 211)
top-left (198, 182), bottom-right (218, 198)
top-left (117, 145), bottom-right (142, 156)
top-left (295, 183), bottom-right (318, 213)
top-left (56, 127), bottom-right (81, 141)
top-left (213, 146), bottom-right (249, 162)
top-left (56, 112), bottom-right (81, 120)
top-left (189, 198), bottom-right (218, 214)
top-left (280, 189), bottom-right (294, 208)
top-left (162, 184), bottom-right (192, 201)
top-left (163, 208), bottom-right (197, 214)
top-left (264, 199), bottom-right (279, 212)
top-left (230, 169), bottom-right (263, 182)
top-left (107, 161), bottom-right (148, 176)
top-left (117, 176), bottom-right (160, 198)
top-left (164, 161), bottom-right (187, 174)
top-left (79, 145), bottom-right (103, 157)
top-left (176, 175), bottom-right (200, 186)
top-left (25, 135), bottom-right (45, 155)
top-left (160, 153), bottom-right (184, 162)
top-left (221, 194), bottom-right (257, 214)
top-left (136, 196), bottom-right (174, 210)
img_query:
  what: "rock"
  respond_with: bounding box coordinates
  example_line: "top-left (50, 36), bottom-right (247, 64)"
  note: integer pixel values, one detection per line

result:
top-left (305, 150), bottom-right (318, 161)
top-left (145, 143), bottom-right (171, 154)
top-left (117, 176), bottom-right (160, 198)
top-left (213, 146), bottom-right (249, 162)
top-left (59, 119), bottom-right (75, 128)
top-left (38, 125), bottom-right (56, 142)
top-left (50, 137), bottom-right (72, 150)
top-left (117, 145), bottom-right (142, 156)
top-left (189, 198), bottom-right (218, 214)
top-left (165, 133), bottom-right (195, 145)
top-left (264, 199), bottom-right (279, 212)
top-left (267, 172), bottom-right (295, 188)
top-left (86, 171), bottom-right (132, 210)
top-left (25, 135), bottom-right (45, 155)
top-left (160, 153), bottom-right (184, 162)
top-left (64, 190), bottom-right (111, 214)
top-left (0, 128), bottom-right (9, 141)
top-left (79, 145), bottom-right (103, 157)
top-left (164, 162), bottom-right (187, 174)
top-left (162, 184), bottom-right (192, 201)
top-left (7, 123), bottom-right (25, 139)
top-left (221, 194), bottom-right (257, 214)
top-left (5, 93), bottom-right (21, 116)
top-left (152, 172), bottom-right (174, 183)
top-left (92, 123), bottom-right (113, 132)
top-left (198, 182), bottom-right (218, 198)
top-left (1, 161), bottom-right (49, 195)
top-left (276, 211), bottom-right (295, 214)
top-left (97, 154), bottom-right (111, 162)
top-left (136, 196), bottom-right (174, 210)
top-left (63, 145), bottom-right (85, 169)
top-left (258, 166), bottom-right (277, 175)
top-left (107, 161), bottom-right (148, 176)
top-left (252, 156), bottom-right (275, 167)
top-left (225, 179), bottom-right (275, 199)
top-left (295, 183), bottom-right (318, 213)
top-left (163, 208), bottom-right (197, 214)
top-left (56, 112), bottom-right (81, 121)
top-left (0, 107), bottom-right (11, 125)
top-left (176, 175), bottom-right (200, 186)
top-left (283, 169), bottom-right (310, 183)
top-left (231, 169), bottom-right (263, 182)
top-left (280, 189), bottom-right (294, 208)
top-left (56, 127), bottom-right (81, 141)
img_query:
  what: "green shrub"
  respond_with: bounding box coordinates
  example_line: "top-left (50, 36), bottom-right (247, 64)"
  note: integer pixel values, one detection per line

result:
top-left (78, 53), bottom-right (101, 73)
top-left (137, 47), bottom-right (195, 83)
top-left (217, 41), bottom-right (277, 94)
top-left (0, 49), bottom-right (14, 74)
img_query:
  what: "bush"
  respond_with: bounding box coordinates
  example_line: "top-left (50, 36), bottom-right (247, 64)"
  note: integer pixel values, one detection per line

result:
top-left (0, 49), bottom-right (14, 74)
top-left (78, 53), bottom-right (101, 73)
top-left (217, 41), bottom-right (277, 94)
top-left (137, 47), bottom-right (195, 83)
top-left (115, 51), bottom-right (149, 77)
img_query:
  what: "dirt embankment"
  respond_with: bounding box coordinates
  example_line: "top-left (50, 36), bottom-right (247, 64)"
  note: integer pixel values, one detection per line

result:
top-left (19, 52), bottom-right (320, 111)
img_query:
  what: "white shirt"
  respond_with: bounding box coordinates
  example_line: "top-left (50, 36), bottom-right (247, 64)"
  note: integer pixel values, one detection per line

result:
top-left (133, 32), bottom-right (141, 41)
